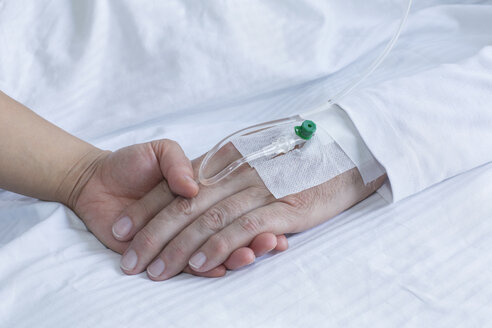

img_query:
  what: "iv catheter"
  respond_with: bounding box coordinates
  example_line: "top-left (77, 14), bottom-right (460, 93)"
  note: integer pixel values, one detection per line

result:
top-left (199, 0), bottom-right (413, 186)
top-left (199, 119), bottom-right (316, 185)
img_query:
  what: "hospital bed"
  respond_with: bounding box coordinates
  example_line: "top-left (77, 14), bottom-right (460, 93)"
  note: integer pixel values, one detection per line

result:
top-left (1, 0), bottom-right (491, 326)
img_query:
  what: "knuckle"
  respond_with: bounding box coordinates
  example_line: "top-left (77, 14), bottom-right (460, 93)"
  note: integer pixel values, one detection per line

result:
top-left (209, 234), bottom-right (229, 255)
top-left (237, 214), bottom-right (264, 235)
top-left (162, 138), bottom-right (178, 148)
top-left (174, 197), bottom-right (194, 216)
top-left (246, 186), bottom-right (272, 200)
top-left (166, 240), bottom-right (187, 262)
top-left (200, 207), bottom-right (227, 232)
top-left (281, 191), bottom-right (312, 211)
top-left (134, 200), bottom-right (152, 222)
top-left (136, 227), bottom-right (159, 250)
top-left (153, 139), bottom-right (181, 164)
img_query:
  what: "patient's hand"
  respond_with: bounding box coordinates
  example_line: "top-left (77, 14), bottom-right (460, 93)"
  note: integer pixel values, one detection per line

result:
top-left (73, 139), bottom-right (284, 278)
top-left (116, 144), bottom-right (385, 280)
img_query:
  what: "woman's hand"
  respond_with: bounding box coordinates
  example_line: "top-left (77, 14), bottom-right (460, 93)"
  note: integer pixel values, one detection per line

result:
top-left (72, 140), bottom-right (197, 253)
top-left (116, 144), bottom-right (385, 280)
top-left (0, 91), bottom-right (285, 277)
top-left (73, 139), bottom-right (286, 277)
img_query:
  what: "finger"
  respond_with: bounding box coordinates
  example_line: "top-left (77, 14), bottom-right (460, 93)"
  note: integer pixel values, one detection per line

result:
top-left (121, 167), bottom-right (258, 275)
top-left (145, 186), bottom-right (273, 280)
top-left (223, 233), bottom-right (277, 271)
top-left (223, 248), bottom-right (256, 270)
top-left (112, 180), bottom-right (175, 241)
top-left (248, 233), bottom-right (278, 257)
top-left (113, 143), bottom-right (244, 242)
top-left (182, 265), bottom-right (226, 278)
top-left (275, 234), bottom-right (289, 251)
top-left (223, 233), bottom-right (289, 271)
top-left (188, 202), bottom-right (294, 273)
top-left (187, 168), bottom-right (384, 273)
top-left (151, 139), bottom-right (198, 198)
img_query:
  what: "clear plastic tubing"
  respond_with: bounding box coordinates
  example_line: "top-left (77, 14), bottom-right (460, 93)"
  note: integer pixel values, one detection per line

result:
top-left (304, 0), bottom-right (413, 116)
top-left (199, 0), bottom-right (413, 186)
top-left (199, 116), bottom-right (303, 185)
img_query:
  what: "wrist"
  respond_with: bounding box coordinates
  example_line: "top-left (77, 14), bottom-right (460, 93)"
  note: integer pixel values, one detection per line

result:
top-left (55, 147), bottom-right (111, 209)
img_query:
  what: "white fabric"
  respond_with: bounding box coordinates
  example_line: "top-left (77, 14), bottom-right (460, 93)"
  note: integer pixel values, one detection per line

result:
top-left (231, 121), bottom-right (356, 199)
top-left (338, 2), bottom-right (492, 202)
top-left (1, 0), bottom-right (492, 327)
top-left (303, 105), bottom-right (387, 186)
top-left (2, 164), bottom-right (492, 327)
top-left (231, 104), bottom-right (384, 199)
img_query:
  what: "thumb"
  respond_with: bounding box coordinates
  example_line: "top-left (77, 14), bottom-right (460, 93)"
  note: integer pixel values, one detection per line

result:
top-left (151, 139), bottom-right (199, 198)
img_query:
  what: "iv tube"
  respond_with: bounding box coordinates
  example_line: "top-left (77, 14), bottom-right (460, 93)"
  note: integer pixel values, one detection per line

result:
top-left (304, 0), bottom-right (413, 116)
top-left (199, 120), bottom-right (316, 185)
top-left (199, 0), bottom-right (413, 186)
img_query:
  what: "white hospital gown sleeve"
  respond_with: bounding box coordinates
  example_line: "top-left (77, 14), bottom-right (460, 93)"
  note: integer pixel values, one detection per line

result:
top-left (337, 45), bottom-right (492, 202)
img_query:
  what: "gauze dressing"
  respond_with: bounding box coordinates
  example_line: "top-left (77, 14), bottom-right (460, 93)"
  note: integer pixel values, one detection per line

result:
top-left (227, 106), bottom-right (383, 198)
top-left (198, 111), bottom-right (383, 199)
top-left (231, 118), bottom-right (356, 198)
top-left (198, 0), bottom-right (411, 197)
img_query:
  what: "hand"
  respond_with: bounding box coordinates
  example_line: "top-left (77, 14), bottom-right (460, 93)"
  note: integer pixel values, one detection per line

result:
top-left (0, 90), bottom-right (284, 275)
top-left (73, 139), bottom-right (285, 277)
top-left (117, 144), bottom-right (385, 280)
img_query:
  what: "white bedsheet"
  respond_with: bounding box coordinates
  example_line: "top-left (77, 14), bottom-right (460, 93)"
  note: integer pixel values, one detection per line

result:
top-left (1, 1), bottom-right (492, 327)
top-left (2, 156), bottom-right (492, 327)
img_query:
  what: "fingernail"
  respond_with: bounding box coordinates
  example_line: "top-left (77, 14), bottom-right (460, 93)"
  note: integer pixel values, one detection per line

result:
top-left (147, 259), bottom-right (165, 278)
top-left (120, 249), bottom-right (138, 271)
top-left (189, 252), bottom-right (207, 269)
top-left (112, 216), bottom-right (133, 239)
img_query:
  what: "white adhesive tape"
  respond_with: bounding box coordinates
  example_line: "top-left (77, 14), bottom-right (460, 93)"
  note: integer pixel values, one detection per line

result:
top-left (232, 121), bottom-right (356, 199)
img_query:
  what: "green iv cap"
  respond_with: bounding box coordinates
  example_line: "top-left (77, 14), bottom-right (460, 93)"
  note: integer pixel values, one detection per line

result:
top-left (295, 120), bottom-right (317, 140)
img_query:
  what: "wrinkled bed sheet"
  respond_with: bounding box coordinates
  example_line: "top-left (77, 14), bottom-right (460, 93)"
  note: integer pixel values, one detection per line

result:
top-left (1, 1), bottom-right (492, 327)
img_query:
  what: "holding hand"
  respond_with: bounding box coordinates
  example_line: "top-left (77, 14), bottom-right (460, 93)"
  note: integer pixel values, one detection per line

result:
top-left (1, 90), bottom-right (247, 277)
top-left (116, 144), bottom-right (385, 280)
top-left (73, 140), bottom-right (286, 277)
top-left (0, 90), bottom-right (375, 280)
